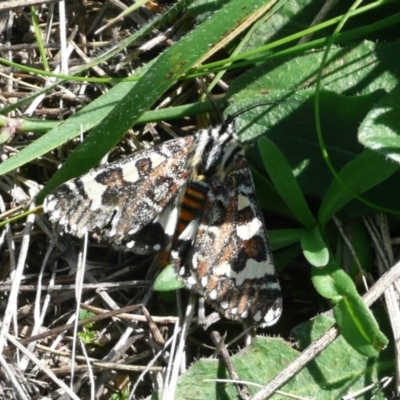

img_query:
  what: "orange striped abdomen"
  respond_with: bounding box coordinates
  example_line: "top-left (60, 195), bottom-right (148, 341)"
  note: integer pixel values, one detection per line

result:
top-left (159, 181), bottom-right (208, 267)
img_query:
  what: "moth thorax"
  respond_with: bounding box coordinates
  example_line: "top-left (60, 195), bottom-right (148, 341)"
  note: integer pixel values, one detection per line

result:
top-left (216, 139), bottom-right (244, 178)
top-left (197, 124), bottom-right (244, 179)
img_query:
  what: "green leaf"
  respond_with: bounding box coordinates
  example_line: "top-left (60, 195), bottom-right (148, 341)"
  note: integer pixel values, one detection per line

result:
top-left (79, 309), bottom-right (96, 328)
top-left (228, 84), bottom-right (399, 217)
top-left (312, 257), bottom-right (388, 357)
top-left (311, 261), bottom-right (342, 302)
top-left (334, 294), bottom-right (388, 358)
top-left (312, 257), bottom-right (360, 304)
top-left (300, 227), bottom-right (329, 267)
top-left (228, 90), bottom-right (303, 143)
top-left (236, 90), bottom-right (386, 194)
top-left (250, 166), bottom-right (294, 219)
top-left (318, 149), bottom-right (399, 225)
top-left (111, 389), bottom-right (130, 400)
top-left (78, 329), bottom-right (96, 345)
top-left (154, 264), bottom-right (184, 292)
top-left (294, 315), bottom-right (393, 391)
top-left (171, 318), bottom-right (392, 399)
top-left (230, 41), bottom-right (399, 97)
top-left (258, 136), bottom-right (316, 228)
top-left (358, 85), bottom-right (400, 163)
top-left (228, 40), bottom-right (400, 208)
top-left (268, 228), bottom-right (304, 251)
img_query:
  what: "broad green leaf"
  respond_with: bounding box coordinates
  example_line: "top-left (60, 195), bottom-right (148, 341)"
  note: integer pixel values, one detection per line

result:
top-left (312, 257), bottom-right (360, 304)
top-left (311, 261), bottom-right (342, 302)
top-left (153, 264), bottom-right (184, 292)
top-left (334, 294), bottom-right (388, 358)
top-left (238, 0), bottom-right (324, 56)
top-left (294, 315), bottom-right (393, 390)
top-left (230, 41), bottom-right (399, 97)
top-left (79, 309), bottom-right (96, 327)
top-left (227, 41), bottom-right (400, 209)
top-left (358, 85), bottom-right (400, 163)
top-left (228, 90), bottom-right (306, 143)
top-left (258, 136), bottom-right (316, 228)
top-left (78, 329), bottom-right (96, 345)
top-left (312, 257), bottom-right (388, 357)
top-left (301, 227), bottom-right (329, 267)
top-left (172, 319), bottom-right (392, 399)
top-left (232, 90), bottom-right (389, 198)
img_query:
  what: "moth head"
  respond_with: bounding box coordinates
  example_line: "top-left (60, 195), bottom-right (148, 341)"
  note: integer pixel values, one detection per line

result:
top-left (192, 101), bottom-right (279, 179)
top-left (192, 123), bottom-right (243, 180)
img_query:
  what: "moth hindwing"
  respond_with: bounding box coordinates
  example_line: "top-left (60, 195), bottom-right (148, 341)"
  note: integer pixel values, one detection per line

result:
top-left (44, 122), bottom-right (282, 326)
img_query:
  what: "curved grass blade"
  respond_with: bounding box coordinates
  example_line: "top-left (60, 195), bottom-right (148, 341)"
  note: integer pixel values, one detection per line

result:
top-left (258, 136), bottom-right (316, 228)
top-left (318, 149), bottom-right (399, 226)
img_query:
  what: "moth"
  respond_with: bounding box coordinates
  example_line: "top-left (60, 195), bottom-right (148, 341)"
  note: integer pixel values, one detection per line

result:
top-left (44, 109), bottom-right (282, 326)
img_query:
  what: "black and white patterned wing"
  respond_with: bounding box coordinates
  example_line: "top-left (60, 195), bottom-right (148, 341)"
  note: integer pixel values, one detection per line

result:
top-left (176, 157), bottom-right (282, 326)
top-left (44, 136), bottom-right (196, 252)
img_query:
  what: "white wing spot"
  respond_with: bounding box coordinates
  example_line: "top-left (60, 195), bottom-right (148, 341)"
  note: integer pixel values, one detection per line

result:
top-left (155, 206), bottom-right (178, 237)
top-left (220, 301), bottom-right (229, 310)
top-left (235, 259), bottom-right (275, 285)
top-left (178, 219), bottom-right (199, 241)
top-left (212, 261), bottom-right (232, 277)
top-left (237, 218), bottom-right (262, 240)
top-left (186, 276), bottom-right (196, 287)
top-left (237, 193), bottom-right (251, 210)
top-left (78, 179), bottom-right (107, 211)
top-left (44, 197), bottom-right (56, 212)
top-left (260, 308), bottom-right (281, 327)
top-left (213, 259), bottom-right (274, 286)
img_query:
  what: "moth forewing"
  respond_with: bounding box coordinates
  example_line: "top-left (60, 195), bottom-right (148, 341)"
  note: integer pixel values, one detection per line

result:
top-left (44, 135), bottom-right (196, 249)
top-left (175, 154), bottom-right (282, 327)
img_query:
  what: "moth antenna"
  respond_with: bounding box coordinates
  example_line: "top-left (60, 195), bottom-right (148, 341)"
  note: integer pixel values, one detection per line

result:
top-left (221, 99), bottom-right (298, 136)
top-left (223, 101), bottom-right (278, 127)
top-left (195, 78), bottom-right (224, 124)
